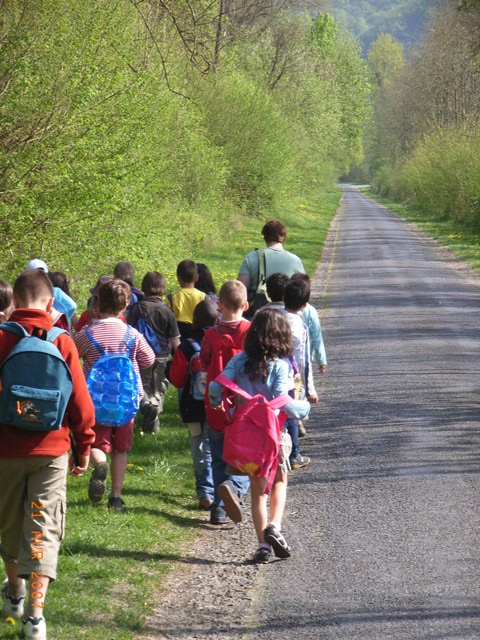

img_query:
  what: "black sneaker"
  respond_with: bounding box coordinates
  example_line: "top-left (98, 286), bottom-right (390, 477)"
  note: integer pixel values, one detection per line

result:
top-left (217, 480), bottom-right (243, 523)
top-left (143, 417), bottom-right (160, 434)
top-left (209, 505), bottom-right (229, 525)
top-left (108, 496), bottom-right (126, 511)
top-left (141, 402), bottom-right (159, 433)
top-left (252, 547), bottom-right (271, 564)
top-left (264, 524), bottom-right (291, 558)
top-left (88, 461), bottom-right (109, 502)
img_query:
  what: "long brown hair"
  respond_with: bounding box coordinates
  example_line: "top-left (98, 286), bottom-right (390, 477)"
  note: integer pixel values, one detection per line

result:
top-left (244, 308), bottom-right (292, 381)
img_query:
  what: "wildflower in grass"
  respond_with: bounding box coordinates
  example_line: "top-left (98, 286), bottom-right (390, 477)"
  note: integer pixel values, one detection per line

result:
top-left (5, 617), bottom-right (16, 625)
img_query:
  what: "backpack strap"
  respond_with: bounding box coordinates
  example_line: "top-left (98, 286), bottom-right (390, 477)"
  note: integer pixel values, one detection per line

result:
top-left (267, 393), bottom-right (293, 411)
top-left (215, 373), bottom-right (291, 410)
top-left (0, 321), bottom-right (29, 338)
top-left (186, 338), bottom-right (201, 354)
top-left (136, 300), bottom-right (163, 322)
top-left (85, 327), bottom-right (105, 355)
top-left (123, 326), bottom-right (135, 354)
top-left (256, 247), bottom-right (267, 292)
top-left (0, 322), bottom-right (66, 343)
top-left (46, 327), bottom-right (68, 343)
top-left (86, 326), bottom-right (133, 356)
top-left (214, 373), bottom-right (253, 401)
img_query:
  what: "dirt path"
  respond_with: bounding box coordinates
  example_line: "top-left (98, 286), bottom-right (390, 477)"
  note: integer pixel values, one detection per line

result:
top-left (137, 202), bottom-right (338, 640)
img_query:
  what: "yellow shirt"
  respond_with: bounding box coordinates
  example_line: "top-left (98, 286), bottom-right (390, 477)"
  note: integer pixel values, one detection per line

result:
top-left (167, 288), bottom-right (206, 324)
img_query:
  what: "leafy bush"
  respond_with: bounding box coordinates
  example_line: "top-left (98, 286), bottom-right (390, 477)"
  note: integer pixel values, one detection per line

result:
top-left (198, 71), bottom-right (293, 214)
top-left (401, 123), bottom-right (480, 226)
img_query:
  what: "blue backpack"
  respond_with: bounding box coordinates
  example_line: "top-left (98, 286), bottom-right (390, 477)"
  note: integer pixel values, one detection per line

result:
top-left (130, 303), bottom-right (162, 356)
top-left (0, 322), bottom-right (73, 431)
top-left (85, 327), bottom-right (139, 427)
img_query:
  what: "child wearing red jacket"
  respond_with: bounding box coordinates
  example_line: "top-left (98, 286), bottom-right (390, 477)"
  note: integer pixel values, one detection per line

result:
top-left (0, 269), bottom-right (95, 640)
top-left (167, 299), bottom-right (218, 511)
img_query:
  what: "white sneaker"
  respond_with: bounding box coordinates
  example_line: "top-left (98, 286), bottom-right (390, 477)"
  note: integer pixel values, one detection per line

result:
top-left (22, 616), bottom-right (47, 640)
top-left (2, 578), bottom-right (26, 619)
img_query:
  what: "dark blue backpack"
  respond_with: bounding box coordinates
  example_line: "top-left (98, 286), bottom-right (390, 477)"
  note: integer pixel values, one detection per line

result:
top-left (0, 322), bottom-right (73, 431)
top-left (130, 303), bottom-right (162, 356)
top-left (186, 339), bottom-right (207, 401)
top-left (85, 327), bottom-right (139, 427)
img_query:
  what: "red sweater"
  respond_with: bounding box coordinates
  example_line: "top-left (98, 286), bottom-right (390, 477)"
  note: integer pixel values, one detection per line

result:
top-left (0, 309), bottom-right (96, 458)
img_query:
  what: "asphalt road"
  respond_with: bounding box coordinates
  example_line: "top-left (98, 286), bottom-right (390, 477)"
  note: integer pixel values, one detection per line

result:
top-left (249, 186), bottom-right (480, 639)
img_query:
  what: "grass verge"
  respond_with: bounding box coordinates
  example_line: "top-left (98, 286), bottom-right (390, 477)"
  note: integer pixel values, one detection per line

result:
top-left (1, 187), bottom-right (341, 640)
top-left (364, 189), bottom-right (480, 273)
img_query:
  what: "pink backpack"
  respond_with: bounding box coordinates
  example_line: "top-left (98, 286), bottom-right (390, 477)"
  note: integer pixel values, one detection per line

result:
top-left (215, 374), bottom-right (291, 493)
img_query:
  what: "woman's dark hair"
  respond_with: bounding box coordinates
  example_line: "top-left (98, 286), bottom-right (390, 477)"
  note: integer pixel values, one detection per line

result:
top-left (244, 308), bottom-right (292, 381)
top-left (48, 271), bottom-right (70, 295)
top-left (261, 220), bottom-right (287, 244)
top-left (193, 298), bottom-right (219, 330)
top-left (195, 263), bottom-right (216, 295)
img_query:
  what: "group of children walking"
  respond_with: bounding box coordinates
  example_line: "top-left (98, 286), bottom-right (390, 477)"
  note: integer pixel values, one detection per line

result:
top-left (0, 237), bottom-right (327, 639)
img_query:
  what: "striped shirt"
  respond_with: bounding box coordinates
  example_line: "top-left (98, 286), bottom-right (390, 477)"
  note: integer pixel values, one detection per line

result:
top-left (74, 317), bottom-right (155, 397)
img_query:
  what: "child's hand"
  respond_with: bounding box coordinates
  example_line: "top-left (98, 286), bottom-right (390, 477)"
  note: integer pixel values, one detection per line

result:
top-left (318, 365), bottom-right (327, 375)
top-left (70, 454), bottom-right (90, 477)
top-left (307, 393), bottom-right (319, 404)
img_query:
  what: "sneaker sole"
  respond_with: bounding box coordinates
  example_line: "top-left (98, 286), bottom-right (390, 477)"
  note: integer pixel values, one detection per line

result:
top-left (264, 528), bottom-right (291, 559)
top-left (217, 484), bottom-right (243, 523)
top-left (88, 462), bottom-right (109, 502)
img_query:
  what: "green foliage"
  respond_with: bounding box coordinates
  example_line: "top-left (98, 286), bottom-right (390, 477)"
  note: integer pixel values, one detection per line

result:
top-left (198, 71), bottom-right (292, 213)
top-left (366, 4), bottom-right (480, 231)
top-left (401, 123), bottom-right (480, 225)
top-left (310, 13), bottom-right (338, 55)
top-left (309, 15), bottom-right (372, 172)
top-left (0, 1), bottom-right (370, 298)
top-left (367, 33), bottom-right (404, 89)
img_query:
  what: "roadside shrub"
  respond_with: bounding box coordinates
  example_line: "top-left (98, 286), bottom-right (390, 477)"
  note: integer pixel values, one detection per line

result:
top-left (401, 123), bottom-right (480, 226)
top-left (198, 71), bottom-right (293, 214)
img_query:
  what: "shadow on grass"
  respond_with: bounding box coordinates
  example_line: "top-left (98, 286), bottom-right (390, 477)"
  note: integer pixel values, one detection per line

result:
top-left (60, 539), bottom-right (244, 568)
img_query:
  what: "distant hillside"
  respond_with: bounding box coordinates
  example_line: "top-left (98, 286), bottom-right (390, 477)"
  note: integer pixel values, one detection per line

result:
top-left (326, 0), bottom-right (440, 52)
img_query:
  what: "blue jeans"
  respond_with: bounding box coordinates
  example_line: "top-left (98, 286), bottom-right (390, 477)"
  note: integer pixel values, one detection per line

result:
top-left (285, 389), bottom-right (299, 460)
top-left (208, 426), bottom-right (250, 508)
top-left (188, 422), bottom-right (214, 500)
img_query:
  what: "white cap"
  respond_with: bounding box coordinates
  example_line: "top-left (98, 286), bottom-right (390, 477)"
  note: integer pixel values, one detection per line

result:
top-left (26, 259), bottom-right (49, 272)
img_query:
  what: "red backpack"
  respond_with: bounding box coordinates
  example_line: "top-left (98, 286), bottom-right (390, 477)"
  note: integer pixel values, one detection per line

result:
top-left (204, 323), bottom-right (250, 431)
top-left (215, 374), bottom-right (291, 493)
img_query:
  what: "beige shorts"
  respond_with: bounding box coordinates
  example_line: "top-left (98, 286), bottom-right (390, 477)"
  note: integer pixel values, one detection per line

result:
top-left (0, 454), bottom-right (68, 581)
top-left (278, 429), bottom-right (293, 474)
